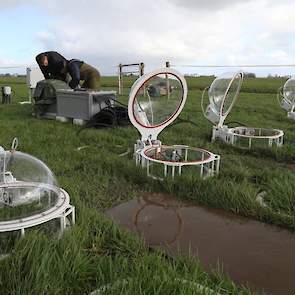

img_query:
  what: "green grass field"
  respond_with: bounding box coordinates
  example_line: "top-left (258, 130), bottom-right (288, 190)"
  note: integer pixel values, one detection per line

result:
top-left (0, 75), bottom-right (293, 294)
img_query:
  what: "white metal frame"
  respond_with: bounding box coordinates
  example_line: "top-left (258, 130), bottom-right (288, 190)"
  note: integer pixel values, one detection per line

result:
top-left (0, 182), bottom-right (75, 237)
top-left (0, 144), bottom-right (75, 247)
top-left (212, 126), bottom-right (284, 148)
top-left (140, 145), bottom-right (220, 180)
top-left (129, 68), bottom-right (220, 179)
top-left (202, 71), bottom-right (284, 148)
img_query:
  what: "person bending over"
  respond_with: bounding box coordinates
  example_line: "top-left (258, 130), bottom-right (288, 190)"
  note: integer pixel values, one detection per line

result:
top-left (35, 51), bottom-right (68, 81)
top-left (66, 59), bottom-right (101, 90)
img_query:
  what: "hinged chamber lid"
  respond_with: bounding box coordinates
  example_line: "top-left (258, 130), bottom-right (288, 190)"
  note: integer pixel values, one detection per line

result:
top-left (203, 72), bottom-right (244, 127)
top-left (128, 68), bottom-right (188, 142)
top-left (283, 77), bottom-right (295, 104)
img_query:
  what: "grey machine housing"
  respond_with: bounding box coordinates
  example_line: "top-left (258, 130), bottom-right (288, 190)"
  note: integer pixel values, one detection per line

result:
top-left (56, 89), bottom-right (116, 121)
top-left (33, 79), bottom-right (116, 122)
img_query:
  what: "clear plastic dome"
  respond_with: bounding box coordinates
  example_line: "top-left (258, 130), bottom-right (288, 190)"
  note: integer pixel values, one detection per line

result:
top-left (283, 78), bottom-right (295, 103)
top-left (0, 149), bottom-right (60, 221)
top-left (0, 150), bottom-right (57, 186)
top-left (133, 72), bottom-right (184, 127)
top-left (209, 72), bottom-right (243, 116)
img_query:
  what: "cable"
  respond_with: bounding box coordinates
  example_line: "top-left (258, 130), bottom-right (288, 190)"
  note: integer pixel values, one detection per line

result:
top-left (76, 122), bottom-right (114, 134)
top-left (171, 64), bottom-right (295, 68)
top-left (167, 117), bottom-right (198, 129)
top-left (76, 109), bottom-right (115, 135)
top-left (76, 103), bottom-right (130, 134)
top-left (107, 96), bottom-right (128, 108)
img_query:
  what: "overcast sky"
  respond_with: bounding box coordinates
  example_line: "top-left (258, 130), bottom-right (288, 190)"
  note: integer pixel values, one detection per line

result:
top-left (0, 0), bottom-right (295, 76)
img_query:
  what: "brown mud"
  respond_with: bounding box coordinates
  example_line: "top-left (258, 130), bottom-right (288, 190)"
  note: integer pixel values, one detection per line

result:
top-left (106, 193), bottom-right (295, 295)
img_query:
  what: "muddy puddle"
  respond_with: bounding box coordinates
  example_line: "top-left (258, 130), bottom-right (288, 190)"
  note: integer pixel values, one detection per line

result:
top-left (105, 193), bottom-right (295, 295)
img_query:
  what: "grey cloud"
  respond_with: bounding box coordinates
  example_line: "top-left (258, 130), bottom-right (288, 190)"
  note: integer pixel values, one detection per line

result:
top-left (36, 28), bottom-right (174, 74)
top-left (0, 0), bottom-right (35, 8)
top-left (4, 0), bottom-right (295, 77)
top-left (168, 0), bottom-right (254, 11)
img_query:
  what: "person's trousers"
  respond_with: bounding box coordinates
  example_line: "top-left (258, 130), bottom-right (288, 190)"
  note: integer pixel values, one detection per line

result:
top-left (80, 63), bottom-right (101, 90)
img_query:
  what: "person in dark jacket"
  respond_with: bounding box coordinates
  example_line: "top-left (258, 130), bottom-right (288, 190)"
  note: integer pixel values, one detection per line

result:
top-left (67, 59), bottom-right (101, 90)
top-left (36, 51), bottom-right (68, 81)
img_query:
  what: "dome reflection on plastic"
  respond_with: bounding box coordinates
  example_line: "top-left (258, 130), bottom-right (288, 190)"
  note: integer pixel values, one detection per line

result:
top-left (0, 146), bottom-right (75, 255)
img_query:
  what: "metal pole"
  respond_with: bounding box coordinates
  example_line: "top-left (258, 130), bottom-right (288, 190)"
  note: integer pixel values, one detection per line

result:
top-left (165, 61), bottom-right (170, 100)
top-left (172, 165), bottom-right (175, 179)
top-left (215, 156), bottom-right (220, 174)
top-left (178, 166), bottom-right (182, 175)
top-left (19, 88), bottom-right (33, 105)
top-left (140, 63), bottom-right (144, 76)
top-left (60, 216), bottom-right (66, 233)
top-left (118, 63), bottom-right (122, 95)
top-left (147, 160), bottom-right (150, 176)
top-left (140, 63), bottom-right (146, 97)
top-left (200, 153), bottom-right (204, 177)
top-left (72, 207), bottom-right (76, 225)
top-left (29, 88), bottom-right (33, 103)
top-left (211, 159), bottom-right (215, 177)
top-left (1, 87), bottom-right (4, 104)
top-left (249, 138), bottom-right (252, 148)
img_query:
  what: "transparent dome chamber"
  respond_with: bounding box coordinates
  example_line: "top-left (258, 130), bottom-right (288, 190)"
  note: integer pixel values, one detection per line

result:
top-left (0, 144), bottom-right (75, 255)
top-left (202, 71), bottom-right (284, 149)
top-left (278, 77), bottom-right (295, 120)
top-left (129, 68), bottom-right (220, 180)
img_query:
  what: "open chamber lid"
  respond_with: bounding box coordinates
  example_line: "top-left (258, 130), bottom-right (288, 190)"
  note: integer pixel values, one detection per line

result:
top-left (128, 68), bottom-right (188, 142)
top-left (202, 72), bottom-right (244, 127)
top-left (282, 77), bottom-right (295, 104)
